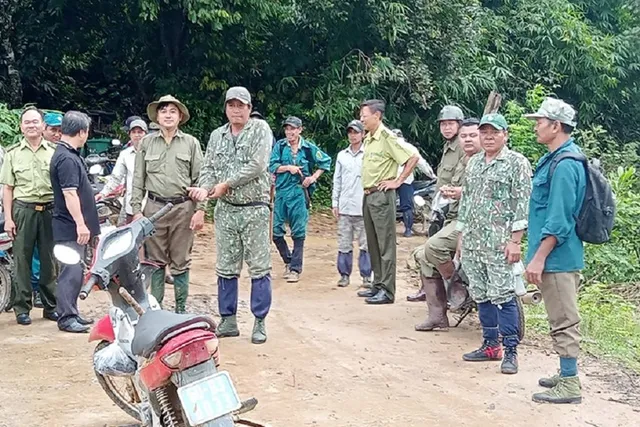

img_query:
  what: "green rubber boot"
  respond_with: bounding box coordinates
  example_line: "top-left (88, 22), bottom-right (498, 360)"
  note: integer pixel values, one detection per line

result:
top-left (217, 315), bottom-right (240, 338)
top-left (173, 271), bottom-right (189, 314)
top-left (251, 317), bottom-right (267, 345)
top-left (532, 376), bottom-right (582, 404)
top-left (150, 268), bottom-right (166, 307)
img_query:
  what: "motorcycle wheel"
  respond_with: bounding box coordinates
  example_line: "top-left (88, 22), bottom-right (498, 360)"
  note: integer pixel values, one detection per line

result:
top-left (516, 297), bottom-right (526, 341)
top-left (94, 340), bottom-right (142, 421)
top-left (0, 263), bottom-right (12, 313)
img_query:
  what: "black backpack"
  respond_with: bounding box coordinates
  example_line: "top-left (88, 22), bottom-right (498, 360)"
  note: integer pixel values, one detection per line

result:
top-left (549, 152), bottom-right (616, 244)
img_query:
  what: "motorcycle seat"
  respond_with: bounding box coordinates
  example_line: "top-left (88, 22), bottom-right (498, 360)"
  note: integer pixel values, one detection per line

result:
top-left (131, 310), bottom-right (216, 358)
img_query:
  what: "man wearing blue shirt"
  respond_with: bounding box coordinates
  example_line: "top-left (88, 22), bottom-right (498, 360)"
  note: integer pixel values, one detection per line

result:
top-left (270, 117), bottom-right (332, 283)
top-left (524, 98), bottom-right (586, 404)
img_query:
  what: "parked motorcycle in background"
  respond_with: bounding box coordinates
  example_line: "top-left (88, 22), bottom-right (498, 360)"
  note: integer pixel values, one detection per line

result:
top-left (0, 214), bottom-right (14, 313)
top-left (53, 203), bottom-right (261, 426)
top-left (395, 177), bottom-right (437, 236)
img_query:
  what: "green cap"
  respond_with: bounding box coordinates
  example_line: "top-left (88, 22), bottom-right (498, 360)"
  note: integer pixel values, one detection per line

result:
top-left (524, 97), bottom-right (577, 127)
top-left (480, 113), bottom-right (509, 130)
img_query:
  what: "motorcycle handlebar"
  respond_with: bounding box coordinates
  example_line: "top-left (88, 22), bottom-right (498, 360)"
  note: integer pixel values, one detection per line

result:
top-left (79, 275), bottom-right (99, 300)
top-left (148, 203), bottom-right (174, 224)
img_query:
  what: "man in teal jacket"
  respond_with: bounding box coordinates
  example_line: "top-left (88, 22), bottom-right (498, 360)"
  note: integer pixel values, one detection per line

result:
top-left (524, 98), bottom-right (587, 404)
top-left (269, 117), bottom-right (331, 283)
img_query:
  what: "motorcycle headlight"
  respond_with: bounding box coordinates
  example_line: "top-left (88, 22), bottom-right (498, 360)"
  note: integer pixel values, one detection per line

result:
top-left (102, 230), bottom-right (133, 259)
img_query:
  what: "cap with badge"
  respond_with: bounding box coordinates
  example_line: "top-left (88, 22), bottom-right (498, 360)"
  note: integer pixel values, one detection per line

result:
top-left (524, 97), bottom-right (577, 127)
top-left (282, 116), bottom-right (303, 128)
top-left (479, 113), bottom-right (509, 130)
top-left (44, 112), bottom-right (63, 127)
top-left (225, 86), bottom-right (252, 105)
top-left (346, 120), bottom-right (364, 133)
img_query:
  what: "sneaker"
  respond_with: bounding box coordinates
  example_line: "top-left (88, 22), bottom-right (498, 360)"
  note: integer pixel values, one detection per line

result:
top-left (287, 271), bottom-right (300, 283)
top-left (217, 315), bottom-right (240, 338)
top-left (462, 341), bottom-right (503, 362)
top-left (337, 276), bottom-right (350, 287)
top-left (501, 347), bottom-right (518, 374)
top-left (33, 291), bottom-right (43, 309)
top-left (282, 264), bottom-right (292, 280)
top-left (251, 318), bottom-right (267, 344)
top-left (532, 376), bottom-right (582, 404)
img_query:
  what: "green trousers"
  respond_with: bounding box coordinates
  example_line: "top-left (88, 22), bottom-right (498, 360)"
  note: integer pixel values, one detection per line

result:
top-left (363, 190), bottom-right (397, 299)
top-left (12, 204), bottom-right (57, 315)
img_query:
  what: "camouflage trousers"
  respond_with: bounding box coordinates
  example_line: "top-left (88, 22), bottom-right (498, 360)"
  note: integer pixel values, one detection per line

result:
top-left (214, 201), bottom-right (271, 279)
top-left (461, 249), bottom-right (516, 305)
top-left (337, 215), bottom-right (367, 253)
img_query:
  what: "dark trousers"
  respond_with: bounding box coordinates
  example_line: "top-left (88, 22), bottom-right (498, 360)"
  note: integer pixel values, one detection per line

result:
top-left (478, 298), bottom-right (520, 348)
top-left (273, 237), bottom-right (305, 273)
top-left (12, 204), bottom-right (56, 315)
top-left (55, 241), bottom-right (86, 324)
top-left (218, 275), bottom-right (272, 319)
top-left (363, 190), bottom-right (397, 299)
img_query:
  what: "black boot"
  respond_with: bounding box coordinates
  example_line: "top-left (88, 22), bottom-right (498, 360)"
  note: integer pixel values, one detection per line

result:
top-left (501, 346), bottom-right (519, 374)
top-left (402, 211), bottom-right (413, 237)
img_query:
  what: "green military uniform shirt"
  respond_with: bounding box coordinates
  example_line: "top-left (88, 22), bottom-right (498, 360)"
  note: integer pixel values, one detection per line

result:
top-left (131, 130), bottom-right (204, 214)
top-left (198, 118), bottom-right (273, 204)
top-left (361, 124), bottom-right (414, 189)
top-left (0, 138), bottom-right (55, 203)
top-left (456, 146), bottom-right (532, 252)
top-left (435, 137), bottom-right (466, 221)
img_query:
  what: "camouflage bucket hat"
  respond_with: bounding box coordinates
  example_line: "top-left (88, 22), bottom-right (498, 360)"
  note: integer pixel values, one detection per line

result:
top-left (524, 97), bottom-right (577, 127)
top-left (437, 105), bottom-right (464, 122)
top-left (147, 95), bottom-right (190, 125)
top-left (479, 113), bottom-right (509, 130)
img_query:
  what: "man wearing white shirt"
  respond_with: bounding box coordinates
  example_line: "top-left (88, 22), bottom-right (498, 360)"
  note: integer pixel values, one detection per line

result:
top-left (332, 120), bottom-right (372, 288)
top-left (392, 129), bottom-right (435, 237)
top-left (97, 119), bottom-right (148, 222)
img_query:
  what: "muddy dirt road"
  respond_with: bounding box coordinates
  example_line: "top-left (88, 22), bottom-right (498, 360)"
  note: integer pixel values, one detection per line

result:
top-left (0, 217), bottom-right (638, 427)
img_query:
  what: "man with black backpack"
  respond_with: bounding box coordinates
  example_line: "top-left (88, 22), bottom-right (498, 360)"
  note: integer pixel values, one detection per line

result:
top-left (524, 97), bottom-right (615, 404)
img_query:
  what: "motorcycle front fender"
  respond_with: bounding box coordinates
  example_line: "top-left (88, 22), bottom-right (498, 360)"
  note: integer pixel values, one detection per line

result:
top-left (89, 314), bottom-right (115, 343)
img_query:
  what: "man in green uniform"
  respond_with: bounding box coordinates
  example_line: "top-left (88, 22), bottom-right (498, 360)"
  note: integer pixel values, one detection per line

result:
top-left (188, 87), bottom-right (273, 344)
top-left (0, 107), bottom-right (58, 325)
top-left (457, 113), bottom-right (532, 375)
top-left (409, 106), bottom-right (466, 305)
top-left (357, 99), bottom-right (418, 305)
top-left (131, 95), bottom-right (205, 313)
top-left (269, 116), bottom-right (331, 283)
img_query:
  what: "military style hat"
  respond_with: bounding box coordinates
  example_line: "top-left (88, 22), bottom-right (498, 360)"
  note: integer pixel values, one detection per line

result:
top-left (282, 116), bottom-right (303, 128)
top-left (225, 86), bottom-right (251, 105)
top-left (346, 120), bottom-right (364, 133)
top-left (147, 95), bottom-right (190, 125)
top-left (437, 105), bottom-right (464, 122)
top-left (479, 113), bottom-right (509, 130)
top-left (44, 112), bottom-right (63, 127)
top-left (524, 97), bottom-right (577, 127)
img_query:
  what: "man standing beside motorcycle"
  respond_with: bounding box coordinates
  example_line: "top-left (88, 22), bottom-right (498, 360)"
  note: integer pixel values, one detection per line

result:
top-left (98, 119), bottom-right (148, 223)
top-left (131, 95), bottom-right (205, 314)
top-left (188, 86), bottom-right (274, 344)
top-left (456, 113), bottom-right (532, 374)
top-left (0, 107), bottom-right (59, 326)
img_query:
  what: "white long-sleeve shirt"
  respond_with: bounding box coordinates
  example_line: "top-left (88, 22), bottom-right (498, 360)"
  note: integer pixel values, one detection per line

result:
top-left (332, 145), bottom-right (365, 216)
top-left (397, 138), bottom-right (435, 185)
top-left (100, 146), bottom-right (138, 214)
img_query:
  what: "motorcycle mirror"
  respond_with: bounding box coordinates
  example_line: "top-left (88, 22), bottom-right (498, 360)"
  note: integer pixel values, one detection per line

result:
top-left (89, 164), bottom-right (103, 175)
top-left (111, 139), bottom-right (121, 147)
top-left (53, 244), bottom-right (82, 265)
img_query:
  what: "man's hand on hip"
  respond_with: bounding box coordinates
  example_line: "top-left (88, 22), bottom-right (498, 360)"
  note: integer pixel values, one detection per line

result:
top-left (377, 179), bottom-right (401, 191)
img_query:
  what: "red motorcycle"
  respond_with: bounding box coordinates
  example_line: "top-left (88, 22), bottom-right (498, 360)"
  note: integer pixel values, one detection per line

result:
top-left (54, 203), bottom-right (260, 426)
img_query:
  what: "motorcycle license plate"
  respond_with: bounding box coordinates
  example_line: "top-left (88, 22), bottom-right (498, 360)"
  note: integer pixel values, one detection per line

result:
top-left (177, 371), bottom-right (241, 426)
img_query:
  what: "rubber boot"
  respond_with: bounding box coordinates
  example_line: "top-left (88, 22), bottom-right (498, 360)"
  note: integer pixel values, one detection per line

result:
top-left (406, 281), bottom-right (426, 302)
top-left (415, 276), bottom-right (449, 331)
top-left (150, 268), bottom-right (166, 307)
top-left (532, 376), bottom-right (582, 404)
top-left (251, 317), bottom-right (267, 344)
top-left (437, 260), bottom-right (468, 312)
top-left (402, 211), bottom-right (413, 237)
top-left (218, 315), bottom-right (240, 338)
top-left (173, 271), bottom-right (189, 314)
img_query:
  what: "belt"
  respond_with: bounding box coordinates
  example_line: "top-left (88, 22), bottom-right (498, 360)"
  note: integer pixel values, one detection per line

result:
top-left (222, 200), bottom-right (271, 210)
top-left (148, 192), bottom-right (190, 205)
top-left (364, 187), bottom-right (380, 195)
top-left (14, 200), bottom-right (54, 211)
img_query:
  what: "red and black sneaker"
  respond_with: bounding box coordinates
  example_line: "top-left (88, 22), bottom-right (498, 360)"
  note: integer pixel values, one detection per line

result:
top-left (462, 341), bottom-right (503, 362)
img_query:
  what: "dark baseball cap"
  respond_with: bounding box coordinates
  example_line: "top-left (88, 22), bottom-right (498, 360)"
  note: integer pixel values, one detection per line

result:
top-left (346, 120), bottom-right (364, 133)
top-left (282, 116), bottom-right (303, 128)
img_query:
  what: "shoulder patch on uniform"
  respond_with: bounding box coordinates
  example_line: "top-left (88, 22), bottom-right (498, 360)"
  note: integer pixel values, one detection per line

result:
top-left (316, 150), bottom-right (323, 160)
top-left (5, 143), bottom-right (20, 153)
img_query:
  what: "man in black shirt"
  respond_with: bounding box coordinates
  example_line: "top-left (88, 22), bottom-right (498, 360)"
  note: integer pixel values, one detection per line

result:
top-left (50, 111), bottom-right (100, 333)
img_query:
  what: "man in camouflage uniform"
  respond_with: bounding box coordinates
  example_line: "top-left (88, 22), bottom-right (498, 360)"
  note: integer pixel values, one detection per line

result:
top-left (131, 95), bottom-right (205, 313)
top-left (0, 107), bottom-right (58, 325)
top-left (456, 113), bottom-right (532, 375)
top-left (188, 87), bottom-right (273, 344)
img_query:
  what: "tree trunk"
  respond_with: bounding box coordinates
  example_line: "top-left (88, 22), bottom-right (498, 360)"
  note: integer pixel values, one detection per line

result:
top-left (0, 0), bottom-right (23, 106)
top-left (483, 91), bottom-right (502, 115)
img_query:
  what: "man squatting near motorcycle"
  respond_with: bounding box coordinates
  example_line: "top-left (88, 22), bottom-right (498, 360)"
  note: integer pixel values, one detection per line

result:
top-left (391, 129), bottom-right (435, 238)
top-left (456, 113), bottom-right (532, 374)
top-left (332, 120), bottom-right (372, 288)
top-left (131, 95), bottom-right (206, 314)
top-left (269, 116), bottom-right (332, 283)
top-left (409, 106), bottom-right (468, 320)
top-left (188, 86), bottom-right (274, 345)
top-left (524, 98), bottom-right (586, 404)
top-left (356, 99), bottom-right (419, 305)
top-left (0, 107), bottom-right (59, 326)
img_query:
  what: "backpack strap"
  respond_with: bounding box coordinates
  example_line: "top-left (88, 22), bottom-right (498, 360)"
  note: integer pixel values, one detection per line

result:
top-left (549, 152), bottom-right (587, 177)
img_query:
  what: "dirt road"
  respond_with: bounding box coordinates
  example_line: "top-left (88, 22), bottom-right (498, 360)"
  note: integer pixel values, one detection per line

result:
top-left (0, 217), bottom-right (638, 427)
